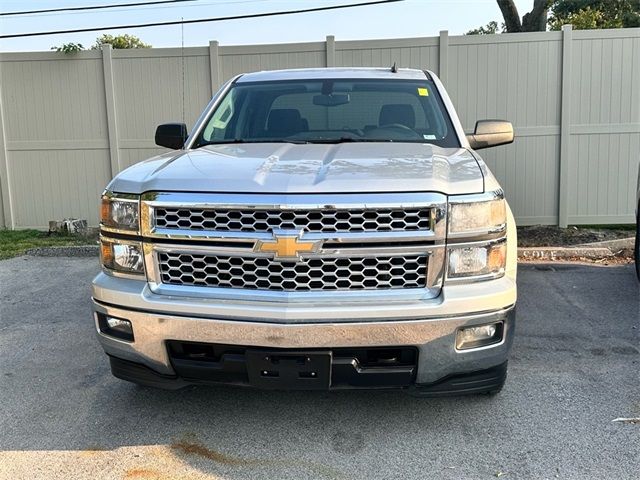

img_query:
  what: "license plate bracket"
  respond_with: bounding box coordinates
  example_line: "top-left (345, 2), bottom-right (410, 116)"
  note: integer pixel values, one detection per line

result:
top-left (246, 350), bottom-right (332, 390)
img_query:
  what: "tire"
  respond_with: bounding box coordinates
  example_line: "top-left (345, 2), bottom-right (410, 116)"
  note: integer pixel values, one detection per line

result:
top-left (635, 210), bottom-right (640, 281)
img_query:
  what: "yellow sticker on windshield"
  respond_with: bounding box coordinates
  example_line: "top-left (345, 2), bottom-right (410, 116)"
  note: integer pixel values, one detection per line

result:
top-left (418, 87), bottom-right (429, 96)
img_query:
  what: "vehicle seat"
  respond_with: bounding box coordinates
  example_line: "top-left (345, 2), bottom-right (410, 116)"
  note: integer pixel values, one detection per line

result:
top-left (378, 104), bottom-right (415, 128)
top-left (266, 109), bottom-right (307, 137)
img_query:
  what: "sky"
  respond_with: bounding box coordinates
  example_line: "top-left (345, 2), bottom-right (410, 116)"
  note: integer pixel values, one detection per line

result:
top-left (0, 0), bottom-right (534, 52)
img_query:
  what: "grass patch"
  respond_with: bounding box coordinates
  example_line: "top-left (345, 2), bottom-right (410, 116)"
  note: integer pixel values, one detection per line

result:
top-left (0, 229), bottom-right (94, 260)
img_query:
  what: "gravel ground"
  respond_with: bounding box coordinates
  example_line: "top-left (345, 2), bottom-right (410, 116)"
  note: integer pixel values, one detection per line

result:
top-left (517, 225), bottom-right (634, 247)
top-left (0, 256), bottom-right (638, 480)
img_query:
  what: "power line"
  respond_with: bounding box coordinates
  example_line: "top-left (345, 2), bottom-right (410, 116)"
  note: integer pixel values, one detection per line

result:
top-left (0, 0), bottom-right (404, 39)
top-left (2, 0), bottom-right (273, 20)
top-left (0, 0), bottom-right (198, 17)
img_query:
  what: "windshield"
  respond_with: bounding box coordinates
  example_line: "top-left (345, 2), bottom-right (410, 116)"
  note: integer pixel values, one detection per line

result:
top-left (194, 78), bottom-right (460, 147)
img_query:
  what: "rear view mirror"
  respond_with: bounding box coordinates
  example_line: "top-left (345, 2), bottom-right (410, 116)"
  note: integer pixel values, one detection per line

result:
top-left (313, 93), bottom-right (350, 107)
top-left (155, 123), bottom-right (188, 150)
top-left (466, 120), bottom-right (514, 150)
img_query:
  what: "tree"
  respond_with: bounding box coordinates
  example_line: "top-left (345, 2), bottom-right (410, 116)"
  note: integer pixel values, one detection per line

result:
top-left (549, 6), bottom-right (606, 29)
top-left (466, 0), bottom-right (638, 35)
top-left (497, 0), bottom-right (550, 32)
top-left (53, 34), bottom-right (151, 52)
top-left (467, 0), bottom-right (550, 34)
top-left (51, 42), bottom-right (84, 54)
top-left (548, 0), bottom-right (640, 30)
top-left (91, 34), bottom-right (151, 49)
top-left (467, 21), bottom-right (503, 35)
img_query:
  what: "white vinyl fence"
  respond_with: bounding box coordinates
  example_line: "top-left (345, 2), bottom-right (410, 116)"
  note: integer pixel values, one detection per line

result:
top-left (0, 27), bottom-right (638, 229)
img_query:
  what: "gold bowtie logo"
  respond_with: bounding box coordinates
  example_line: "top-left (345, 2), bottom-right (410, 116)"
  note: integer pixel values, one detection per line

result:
top-left (256, 234), bottom-right (320, 261)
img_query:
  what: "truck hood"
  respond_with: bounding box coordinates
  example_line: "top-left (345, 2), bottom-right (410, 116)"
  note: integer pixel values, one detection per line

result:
top-left (109, 143), bottom-right (484, 195)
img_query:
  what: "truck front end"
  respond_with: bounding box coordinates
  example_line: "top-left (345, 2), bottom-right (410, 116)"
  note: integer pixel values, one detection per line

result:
top-left (92, 68), bottom-right (517, 395)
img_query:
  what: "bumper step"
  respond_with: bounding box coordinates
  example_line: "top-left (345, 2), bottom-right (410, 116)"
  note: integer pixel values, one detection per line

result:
top-left (109, 356), bottom-right (187, 390)
top-left (409, 362), bottom-right (508, 397)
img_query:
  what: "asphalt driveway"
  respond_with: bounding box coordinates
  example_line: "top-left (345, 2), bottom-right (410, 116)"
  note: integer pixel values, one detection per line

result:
top-left (0, 256), bottom-right (638, 480)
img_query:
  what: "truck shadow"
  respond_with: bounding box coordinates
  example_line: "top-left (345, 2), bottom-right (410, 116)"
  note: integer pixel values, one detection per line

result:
top-left (80, 379), bottom-right (503, 479)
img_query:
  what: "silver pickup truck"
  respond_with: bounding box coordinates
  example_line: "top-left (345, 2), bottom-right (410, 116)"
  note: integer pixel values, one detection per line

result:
top-left (92, 67), bottom-right (517, 395)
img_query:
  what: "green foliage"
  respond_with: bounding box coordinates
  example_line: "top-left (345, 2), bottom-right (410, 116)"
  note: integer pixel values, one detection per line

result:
top-left (549, 6), bottom-right (606, 29)
top-left (469, 0), bottom-right (638, 34)
top-left (51, 43), bottom-right (84, 53)
top-left (52, 34), bottom-right (151, 52)
top-left (549, 0), bottom-right (640, 30)
top-left (91, 34), bottom-right (151, 49)
top-left (467, 21), bottom-right (504, 35)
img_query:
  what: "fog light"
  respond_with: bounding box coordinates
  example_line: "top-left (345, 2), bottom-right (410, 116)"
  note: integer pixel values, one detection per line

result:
top-left (107, 317), bottom-right (132, 333)
top-left (456, 322), bottom-right (503, 350)
top-left (97, 313), bottom-right (134, 341)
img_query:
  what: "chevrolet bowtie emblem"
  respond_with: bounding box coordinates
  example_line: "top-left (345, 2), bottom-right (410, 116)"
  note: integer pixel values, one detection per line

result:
top-left (255, 234), bottom-right (321, 261)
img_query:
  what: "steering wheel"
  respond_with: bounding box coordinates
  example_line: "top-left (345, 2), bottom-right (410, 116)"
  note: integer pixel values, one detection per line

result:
top-left (367, 123), bottom-right (421, 139)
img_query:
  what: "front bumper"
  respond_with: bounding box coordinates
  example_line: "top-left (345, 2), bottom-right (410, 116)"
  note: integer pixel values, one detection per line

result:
top-left (92, 297), bottom-right (515, 388)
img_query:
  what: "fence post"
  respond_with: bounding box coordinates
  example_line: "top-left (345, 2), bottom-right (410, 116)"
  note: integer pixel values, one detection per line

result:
top-left (558, 24), bottom-right (573, 228)
top-left (0, 85), bottom-right (12, 228)
top-left (209, 40), bottom-right (222, 94)
top-left (438, 30), bottom-right (449, 83)
top-left (326, 35), bottom-right (335, 67)
top-left (101, 44), bottom-right (121, 178)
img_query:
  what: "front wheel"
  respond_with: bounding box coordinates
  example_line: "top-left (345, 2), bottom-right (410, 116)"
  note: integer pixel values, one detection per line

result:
top-left (635, 209), bottom-right (640, 281)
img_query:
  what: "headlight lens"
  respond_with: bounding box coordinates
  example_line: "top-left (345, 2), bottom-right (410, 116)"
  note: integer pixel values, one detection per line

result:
top-left (101, 194), bottom-right (139, 232)
top-left (449, 198), bottom-right (506, 237)
top-left (100, 239), bottom-right (144, 274)
top-left (447, 241), bottom-right (506, 279)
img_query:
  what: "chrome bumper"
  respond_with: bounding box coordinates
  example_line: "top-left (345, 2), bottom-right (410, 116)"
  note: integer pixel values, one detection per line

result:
top-left (91, 271), bottom-right (517, 323)
top-left (92, 299), bottom-right (515, 385)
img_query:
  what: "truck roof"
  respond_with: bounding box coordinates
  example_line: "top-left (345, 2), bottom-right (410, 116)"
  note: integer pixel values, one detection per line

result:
top-left (236, 67), bottom-right (432, 83)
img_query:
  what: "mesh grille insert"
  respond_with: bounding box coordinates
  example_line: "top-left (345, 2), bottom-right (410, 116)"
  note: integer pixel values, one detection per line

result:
top-left (154, 207), bottom-right (431, 233)
top-left (157, 252), bottom-right (428, 291)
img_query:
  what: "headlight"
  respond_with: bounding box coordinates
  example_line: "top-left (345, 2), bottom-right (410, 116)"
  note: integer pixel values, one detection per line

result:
top-left (101, 193), bottom-right (139, 233)
top-left (449, 196), bottom-right (506, 237)
top-left (447, 241), bottom-right (506, 280)
top-left (100, 238), bottom-right (144, 275)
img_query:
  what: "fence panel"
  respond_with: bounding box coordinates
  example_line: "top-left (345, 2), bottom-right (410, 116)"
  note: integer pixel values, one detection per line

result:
top-left (218, 42), bottom-right (327, 87)
top-left (0, 28), bottom-right (638, 229)
top-left (566, 31), bottom-right (640, 224)
top-left (334, 37), bottom-right (439, 72)
top-left (448, 33), bottom-right (564, 225)
top-left (112, 48), bottom-right (212, 171)
top-left (0, 51), bottom-right (111, 228)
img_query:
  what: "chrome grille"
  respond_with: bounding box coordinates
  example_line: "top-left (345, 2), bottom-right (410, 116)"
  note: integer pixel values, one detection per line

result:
top-left (153, 207), bottom-right (431, 233)
top-left (157, 252), bottom-right (428, 291)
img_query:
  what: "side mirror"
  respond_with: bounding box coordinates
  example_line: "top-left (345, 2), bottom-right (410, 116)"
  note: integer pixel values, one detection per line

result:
top-left (466, 120), bottom-right (514, 150)
top-left (155, 123), bottom-right (188, 150)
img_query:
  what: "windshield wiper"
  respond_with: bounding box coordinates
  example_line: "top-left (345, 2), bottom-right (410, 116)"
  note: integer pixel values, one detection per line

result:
top-left (196, 137), bottom-right (398, 147)
top-left (196, 139), bottom-right (310, 147)
top-left (305, 137), bottom-right (394, 144)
